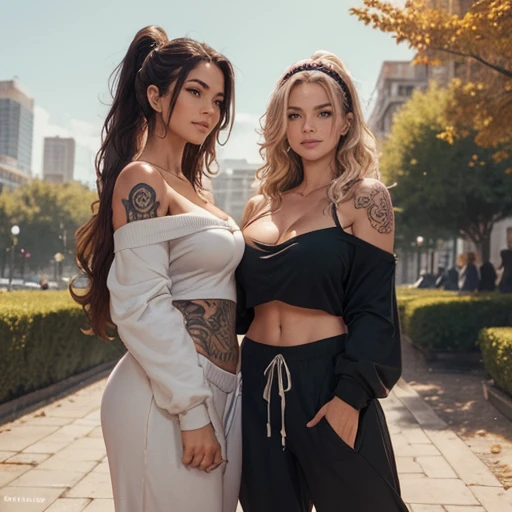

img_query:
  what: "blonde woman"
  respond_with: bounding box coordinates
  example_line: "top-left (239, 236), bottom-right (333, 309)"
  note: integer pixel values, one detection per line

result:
top-left (236, 52), bottom-right (407, 511)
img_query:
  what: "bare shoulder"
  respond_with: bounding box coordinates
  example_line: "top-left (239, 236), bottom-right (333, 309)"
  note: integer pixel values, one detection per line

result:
top-left (350, 178), bottom-right (395, 252)
top-left (241, 194), bottom-right (268, 228)
top-left (112, 162), bottom-right (169, 230)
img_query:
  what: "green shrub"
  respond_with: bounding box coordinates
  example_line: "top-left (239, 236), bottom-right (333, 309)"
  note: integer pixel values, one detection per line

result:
top-left (479, 327), bottom-right (512, 396)
top-left (0, 291), bottom-right (124, 404)
top-left (396, 287), bottom-right (457, 299)
top-left (398, 292), bottom-right (512, 352)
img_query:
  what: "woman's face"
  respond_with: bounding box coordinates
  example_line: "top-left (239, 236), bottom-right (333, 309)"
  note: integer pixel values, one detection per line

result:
top-left (162, 61), bottom-right (225, 145)
top-left (285, 82), bottom-right (349, 165)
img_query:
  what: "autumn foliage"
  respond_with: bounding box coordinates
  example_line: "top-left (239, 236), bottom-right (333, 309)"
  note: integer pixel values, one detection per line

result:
top-left (350, 0), bottom-right (512, 150)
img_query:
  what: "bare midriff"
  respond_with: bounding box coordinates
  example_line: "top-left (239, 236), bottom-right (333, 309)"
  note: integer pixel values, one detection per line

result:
top-left (173, 299), bottom-right (239, 374)
top-left (246, 300), bottom-right (347, 346)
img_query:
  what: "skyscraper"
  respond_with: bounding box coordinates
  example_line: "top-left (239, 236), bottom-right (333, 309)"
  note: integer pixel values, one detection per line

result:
top-left (43, 136), bottom-right (76, 183)
top-left (0, 78), bottom-right (33, 191)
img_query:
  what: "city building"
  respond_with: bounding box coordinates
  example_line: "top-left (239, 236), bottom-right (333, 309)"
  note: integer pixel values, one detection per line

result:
top-left (211, 159), bottom-right (259, 223)
top-left (368, 0), bottom-right (508, 282)
top-left (43, 136), bottom-right (76, 183)
top-left (368, 61), bottom-right (429, 144)
top-left (0, 78), bottom-right (33, 191)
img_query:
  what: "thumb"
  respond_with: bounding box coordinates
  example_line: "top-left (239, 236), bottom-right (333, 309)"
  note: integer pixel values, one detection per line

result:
top-left (306, 405), bottom-right (327, 428)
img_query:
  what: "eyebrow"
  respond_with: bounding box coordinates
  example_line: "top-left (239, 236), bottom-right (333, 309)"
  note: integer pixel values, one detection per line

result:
top-left (186, 78), bottom-right (225, 98)
top-left (287, 103), bottom-right (332, 111)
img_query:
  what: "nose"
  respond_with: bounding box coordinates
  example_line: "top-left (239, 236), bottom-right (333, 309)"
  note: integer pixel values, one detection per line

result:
top-left (201, 99), bottom-right (215, 116)
top-left (302, 117), bottom-right (316, 133)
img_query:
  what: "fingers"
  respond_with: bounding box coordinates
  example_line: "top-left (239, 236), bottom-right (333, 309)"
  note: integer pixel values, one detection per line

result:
top-left (182, 444), bottom-right (221, 472)
top-left (306, 404), bottom-right (328, 428)
top-left (205, 448), bottom-right (224, 473)
top-left (181, 423), bottom-right (222, 472)
top-left (190, 449), bottom-right (208, 469)
top-left (181, 445), bottom-right (194, 466)
top-left (198, 447), bottom-right (216, 471)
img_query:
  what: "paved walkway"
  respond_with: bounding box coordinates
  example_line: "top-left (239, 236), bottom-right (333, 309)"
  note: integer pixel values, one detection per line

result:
top-left (0, 377), bottom-right (511, 511)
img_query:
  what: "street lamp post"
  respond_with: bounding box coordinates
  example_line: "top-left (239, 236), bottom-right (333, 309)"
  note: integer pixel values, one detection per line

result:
top-left (54, 252), bottom-right (64, 283)
top-left (416, 235), bottom-right (424, 279)
top-left (8, 225), bottom-right (20, 292)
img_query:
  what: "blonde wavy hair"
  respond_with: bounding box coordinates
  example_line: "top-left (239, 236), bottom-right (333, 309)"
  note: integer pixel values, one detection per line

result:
top-left (257, 50), bottom-right (379, 206)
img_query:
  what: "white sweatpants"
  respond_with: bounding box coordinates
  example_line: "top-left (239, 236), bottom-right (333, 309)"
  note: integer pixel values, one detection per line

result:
top-left (101, 352), bottom-right (242, 512)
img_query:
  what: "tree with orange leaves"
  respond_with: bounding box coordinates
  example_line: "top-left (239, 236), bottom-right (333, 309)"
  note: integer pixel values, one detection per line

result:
top-left (350, 0), bottom-right (512, 151)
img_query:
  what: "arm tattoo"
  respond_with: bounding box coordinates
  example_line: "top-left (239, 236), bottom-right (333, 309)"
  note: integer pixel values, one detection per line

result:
top-left (354, 184), bottom-right (394, 234)
top-left (173, 299), bottom-right (238, 373)
top-left (122, 183), bottom-right (160, 223)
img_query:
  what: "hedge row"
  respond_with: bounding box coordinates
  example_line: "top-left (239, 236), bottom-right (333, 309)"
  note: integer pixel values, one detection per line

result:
top-left (2, 288), bottom-right (511, 404)
top-left (478, 328), bottom-right (512, 396)
top-left (397, 291), bottom-right (512, 353)
top-left (0, 291), bottom-right (124, 405)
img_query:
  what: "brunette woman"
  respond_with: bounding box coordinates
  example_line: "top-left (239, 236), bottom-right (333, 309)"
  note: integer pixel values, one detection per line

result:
top-left (71, 26), bottom-right (243, 512)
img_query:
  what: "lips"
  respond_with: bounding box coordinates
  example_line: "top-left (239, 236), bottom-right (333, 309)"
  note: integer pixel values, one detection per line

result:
top-left (193, 121), bottom-right (210, 130)
top-left (301, 139), bottom-right (321, 147)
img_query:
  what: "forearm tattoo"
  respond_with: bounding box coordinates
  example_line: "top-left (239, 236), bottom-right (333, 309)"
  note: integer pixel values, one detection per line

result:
top-left (354, 184), bottom-right (394, 234)
top-left (122, 183), bottom-right (160, 223)
top-left (173, 299), bottom-right (238, 373)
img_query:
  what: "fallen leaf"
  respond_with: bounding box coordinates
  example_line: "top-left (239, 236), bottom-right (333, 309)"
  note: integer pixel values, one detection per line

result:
top-left (491, 444), bottom-right (502, 454)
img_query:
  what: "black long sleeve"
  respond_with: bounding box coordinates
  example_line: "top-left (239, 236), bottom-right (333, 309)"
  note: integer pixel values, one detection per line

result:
top-left (236, 276), bottom-right (254, 335)
top-left (334, 244), bottom-right (402, 410)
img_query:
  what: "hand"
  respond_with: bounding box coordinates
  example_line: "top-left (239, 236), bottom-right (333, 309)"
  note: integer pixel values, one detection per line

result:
top-left (181, 423), bottom-right (224, 472)
top-left (307, 396), bottom-right (360, 448)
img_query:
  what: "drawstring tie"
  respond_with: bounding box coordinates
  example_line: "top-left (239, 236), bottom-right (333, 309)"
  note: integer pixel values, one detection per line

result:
top-left (263, 354), bottom-right (292, 449)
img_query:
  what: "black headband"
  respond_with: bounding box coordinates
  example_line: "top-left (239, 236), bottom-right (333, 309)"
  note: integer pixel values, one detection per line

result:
top-left (281, 62), bottom-right (353, 113)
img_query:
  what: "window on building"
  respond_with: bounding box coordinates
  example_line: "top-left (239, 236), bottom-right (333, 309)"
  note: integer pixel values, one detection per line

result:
top-left (398, 85), bottom-right (414, 97)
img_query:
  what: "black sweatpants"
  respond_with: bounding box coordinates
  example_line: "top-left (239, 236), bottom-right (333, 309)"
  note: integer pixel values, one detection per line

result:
top-left (239, 335), bottom-right (408, 512)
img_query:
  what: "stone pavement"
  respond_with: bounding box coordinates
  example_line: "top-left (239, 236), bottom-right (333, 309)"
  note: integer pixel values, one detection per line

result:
top-left (0, 377), bottom-right (511, 512)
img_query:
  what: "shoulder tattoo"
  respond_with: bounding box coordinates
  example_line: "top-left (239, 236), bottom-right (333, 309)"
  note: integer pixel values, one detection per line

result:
top-left (122, 183), bottom-right (160, 223)
top-left (354, 184), bottom-right (394, 234)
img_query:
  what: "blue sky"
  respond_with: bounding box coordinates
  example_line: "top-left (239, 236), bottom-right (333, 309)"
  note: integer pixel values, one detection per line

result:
top-left (1, 0), bottom-right (413, 184)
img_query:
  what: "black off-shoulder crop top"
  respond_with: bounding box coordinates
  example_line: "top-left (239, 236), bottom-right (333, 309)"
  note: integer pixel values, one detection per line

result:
top-left (236, 203), bottom-right (402, 411)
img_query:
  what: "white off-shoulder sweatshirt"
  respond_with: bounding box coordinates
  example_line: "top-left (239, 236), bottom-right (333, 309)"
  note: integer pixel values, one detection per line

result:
top-left (107, 213), bottom-right (244, 431)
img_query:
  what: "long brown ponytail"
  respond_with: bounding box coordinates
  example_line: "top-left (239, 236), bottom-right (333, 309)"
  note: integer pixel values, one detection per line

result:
top-left (70, 26), bottom-right (235, 340)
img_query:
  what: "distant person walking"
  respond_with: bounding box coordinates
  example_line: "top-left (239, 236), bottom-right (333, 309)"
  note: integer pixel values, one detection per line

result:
top-left (479, 261), bottom-right (497, 292)
top-left (459, 252), bottom-right (480, 292)
top-left (498, 241), bottom-right (512, 293)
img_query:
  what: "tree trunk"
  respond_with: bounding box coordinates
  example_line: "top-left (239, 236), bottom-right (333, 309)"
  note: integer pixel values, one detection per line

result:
top-left (480, 235), bottom-right (491, 263)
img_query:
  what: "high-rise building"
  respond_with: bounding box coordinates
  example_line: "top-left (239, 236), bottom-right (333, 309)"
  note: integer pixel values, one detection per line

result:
top-left (43, 136), bottom-right (76, 183)
top-left (211, 159), bottom-right (259, 223)
top-left (0, 78), bottom-right (33, 191)
top-left (368, 61), bottom-right (429, 143)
